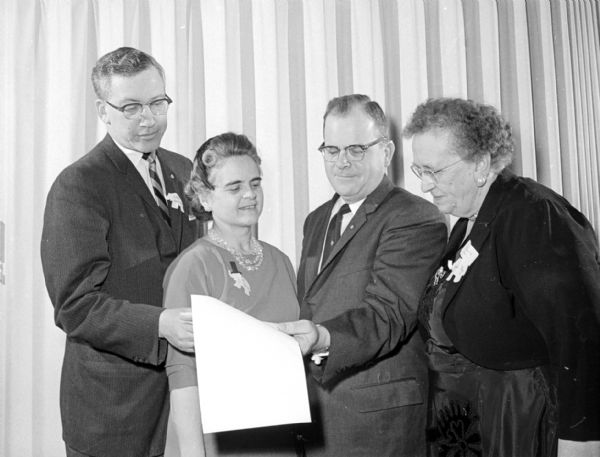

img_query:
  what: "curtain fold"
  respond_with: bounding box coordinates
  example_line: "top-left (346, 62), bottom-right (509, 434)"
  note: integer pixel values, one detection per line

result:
top-left (2, 1), bottom-right (599, 455)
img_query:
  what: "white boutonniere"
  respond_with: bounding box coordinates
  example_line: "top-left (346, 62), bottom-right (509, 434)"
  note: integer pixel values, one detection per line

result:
top-left (446, 240), bottom-right (479, 283)
top-left (228, 265), bottom-right (251, 296)
top-left (165, 193), bottom-right (184, 212)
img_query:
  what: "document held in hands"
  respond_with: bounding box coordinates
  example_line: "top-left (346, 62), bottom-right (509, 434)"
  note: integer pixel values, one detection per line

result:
top-left (191, 295), bottom-right (311, 433)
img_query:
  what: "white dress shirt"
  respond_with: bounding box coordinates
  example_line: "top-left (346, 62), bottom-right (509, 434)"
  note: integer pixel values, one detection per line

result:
top-left (115, 141), bottom-right (167, 203)
top-left (319, 197), bottom-right (365, 270)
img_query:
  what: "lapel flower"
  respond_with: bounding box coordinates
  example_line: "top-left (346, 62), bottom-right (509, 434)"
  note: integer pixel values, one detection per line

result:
top-left (446, 240), bottom-right (479, 283)
top-left (228, 270), bottom-right (251, 296)
top-left (165, 193), bottom-right (184, 212)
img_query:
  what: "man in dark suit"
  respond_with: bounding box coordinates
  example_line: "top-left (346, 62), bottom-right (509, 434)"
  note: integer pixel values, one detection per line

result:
top-left (276, 94), bottom-right (447, 456)
top-left (41, 47), bottom-right (198, 457)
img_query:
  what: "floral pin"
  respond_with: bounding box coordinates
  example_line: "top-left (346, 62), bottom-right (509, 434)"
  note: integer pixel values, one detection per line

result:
top-left (228, 262), bottom-right (251, 296)
top-left (446, 240), bottom-right (479, 283)
top-left (165, 193), bottom-right (185, 212)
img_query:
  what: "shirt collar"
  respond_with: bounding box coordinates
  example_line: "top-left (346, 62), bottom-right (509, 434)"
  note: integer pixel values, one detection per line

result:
top-left (113, 138), bottom-right (150, 165)
top-left (331, 197), bottom-right (365, 216)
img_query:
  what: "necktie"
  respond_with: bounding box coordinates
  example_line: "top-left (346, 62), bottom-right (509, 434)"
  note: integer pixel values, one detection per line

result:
top-left (442, 217), bottom-right (469, 265)
top-left (143, 152), bottom-right (170, 225)
top-left (321, 203), bottom-right (351, 266)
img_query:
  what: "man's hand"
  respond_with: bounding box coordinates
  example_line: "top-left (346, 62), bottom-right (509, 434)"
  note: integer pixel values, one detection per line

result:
top-left (159, 308), bottom-right (194, 353)
top-left (272, 320), bottom-right (330, 355)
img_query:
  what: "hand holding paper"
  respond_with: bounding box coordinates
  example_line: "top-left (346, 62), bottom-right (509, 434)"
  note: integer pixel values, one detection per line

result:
top-left (272, 320), bottom-right (330, 356)
top-left (159, 308), bottom-right (194, 352)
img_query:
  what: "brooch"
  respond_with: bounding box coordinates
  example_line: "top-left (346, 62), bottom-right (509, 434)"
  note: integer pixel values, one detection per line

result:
top-left (432, 266), bottom-right (446, 286)
top-left (228, 262), bottom-right (251, 296)
top-left (446, 240), bottom-right (479, 283)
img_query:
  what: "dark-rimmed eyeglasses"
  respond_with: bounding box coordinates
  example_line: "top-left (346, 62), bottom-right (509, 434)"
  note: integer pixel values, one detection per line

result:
top-left (410, 158), bottom-right (463, 184)
top-left (318, 137), bottom-right (389, 162)
top-left (105, 95), bottom-right (173, 120)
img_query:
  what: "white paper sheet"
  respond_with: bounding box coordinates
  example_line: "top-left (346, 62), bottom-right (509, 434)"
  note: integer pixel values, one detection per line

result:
top-left (191, 295), bottom-right (311, 433)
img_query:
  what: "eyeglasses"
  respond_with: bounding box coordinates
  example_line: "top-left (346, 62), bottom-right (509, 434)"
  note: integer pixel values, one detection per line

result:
top-left (410, 158), bottom-right (463, 184)
top-left (105, 95), bottom-right (173, 120)
top-left (318, 137), bottom-right (388, 162)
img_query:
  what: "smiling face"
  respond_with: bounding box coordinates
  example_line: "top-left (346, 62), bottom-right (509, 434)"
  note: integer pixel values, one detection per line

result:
top-left (204, 155), bottom-right (263, 231)
top-left (96, 67), bottom-right (168, 153)
top-left (411, 128), bottom-right (488, 218)
top-left (322, 108), bottom-right (394, 203)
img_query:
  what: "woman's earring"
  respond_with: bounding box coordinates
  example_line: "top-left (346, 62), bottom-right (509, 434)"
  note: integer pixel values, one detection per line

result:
top-left (476, 176), bottom-right (487, 187)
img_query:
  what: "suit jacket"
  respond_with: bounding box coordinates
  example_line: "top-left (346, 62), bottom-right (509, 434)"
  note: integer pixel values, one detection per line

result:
top-left (297, 176), bottom-right (447, 457)
top-left (41, 134), bottom-right (199, 457)
top-left (441, 170), bottom-right (600, 441)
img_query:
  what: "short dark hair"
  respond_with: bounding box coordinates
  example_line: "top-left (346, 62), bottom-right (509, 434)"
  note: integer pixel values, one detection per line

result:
top-left (403, 97), bottom-right (513, 172)
top-left (91, 47), bottom-right (165, 99)
top-left (323, 94), bottom-right (389, 138)
top-left (186, 132), bottom-right (261, 219)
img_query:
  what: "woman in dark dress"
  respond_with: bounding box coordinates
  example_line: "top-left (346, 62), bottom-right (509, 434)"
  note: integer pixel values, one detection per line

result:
top-left (403, 98), bottom-right (600, 457)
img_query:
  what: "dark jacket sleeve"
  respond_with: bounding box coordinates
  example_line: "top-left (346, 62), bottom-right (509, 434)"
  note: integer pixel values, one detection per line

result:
top-left (498, 198), bottom-right (600, 440)
top-left (41, 166), bottom-right (165, 365)
top-left (320, 203), bottom-right (447, 383)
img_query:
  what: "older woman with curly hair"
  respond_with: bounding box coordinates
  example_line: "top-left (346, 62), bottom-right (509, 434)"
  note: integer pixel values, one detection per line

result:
top-left (163, 132), bottom-right (299, 457)
top-left (403, 98), bottom-right (600, 456)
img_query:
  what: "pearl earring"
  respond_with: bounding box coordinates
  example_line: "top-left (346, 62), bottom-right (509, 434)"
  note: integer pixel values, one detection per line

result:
top-left (476, 176), bottom-right (487, 187)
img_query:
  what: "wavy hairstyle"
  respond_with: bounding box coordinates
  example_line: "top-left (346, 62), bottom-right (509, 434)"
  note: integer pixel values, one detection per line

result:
top-left (185, 132), bottom-right (261, 220)
top-left (403, 98), bottom-right (513, 172)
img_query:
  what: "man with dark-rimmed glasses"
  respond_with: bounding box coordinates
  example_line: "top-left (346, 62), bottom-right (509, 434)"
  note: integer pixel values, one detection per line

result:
top-left (275, 94), bottom-right (447, 457)
top-left (41, 47), bottom-right (199, 457)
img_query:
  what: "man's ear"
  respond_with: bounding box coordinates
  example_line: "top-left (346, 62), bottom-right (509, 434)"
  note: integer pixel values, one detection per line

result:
top-left (384, 141), bottom-right (395, 168)
top-left (95, 99), bottom-right (110, 125)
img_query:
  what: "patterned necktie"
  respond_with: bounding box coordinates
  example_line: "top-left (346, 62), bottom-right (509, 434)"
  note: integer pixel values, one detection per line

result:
top-left (142, 152), bottom-right (170, 225)
top-left (321, 203), bottom-right (351, 266)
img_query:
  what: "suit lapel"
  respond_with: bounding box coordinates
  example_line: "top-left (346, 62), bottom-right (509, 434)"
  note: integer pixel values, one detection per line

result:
top-left (318, 206), bottom-right (367, 273)
top-left (303, 198), bottom-right (335, 294)
top-left (102, 135), bottom-right (176, 243)
top-left (441, 171), bottom-right (514, 311)
top-left (159, 153), bottom-right (184, 247)
top-left (305, 176), bottom-right (395, 296)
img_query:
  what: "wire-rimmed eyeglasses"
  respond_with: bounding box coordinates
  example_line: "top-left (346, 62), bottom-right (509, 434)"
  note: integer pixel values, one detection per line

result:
top-left (410, 158), bottom-right (463, 184)
top-left (105, 95), bottom-right (173, 120)
top-left (318, 137), bottom-right (389, 162)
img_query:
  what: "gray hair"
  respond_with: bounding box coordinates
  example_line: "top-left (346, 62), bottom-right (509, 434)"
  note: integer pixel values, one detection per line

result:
top-left (403, 97), bottom-right (513, 172)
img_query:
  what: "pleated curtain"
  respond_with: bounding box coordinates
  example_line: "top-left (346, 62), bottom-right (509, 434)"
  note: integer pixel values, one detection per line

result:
top-left (1, 1), bottom-right (599, 455)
